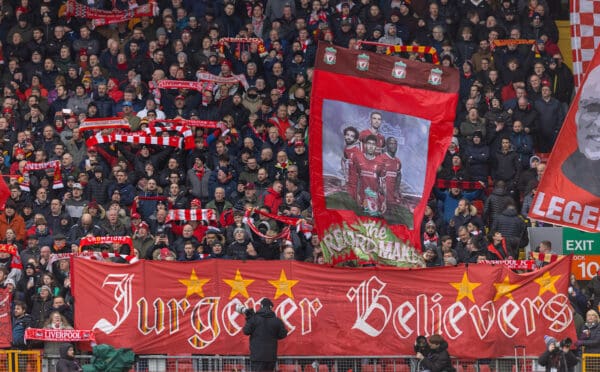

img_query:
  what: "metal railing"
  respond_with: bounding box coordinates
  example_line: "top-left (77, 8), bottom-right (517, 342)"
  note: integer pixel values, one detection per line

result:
top-left (41, 354), bottom-right (549, 372)
top-left (0, 350), bottom-right (41, 372)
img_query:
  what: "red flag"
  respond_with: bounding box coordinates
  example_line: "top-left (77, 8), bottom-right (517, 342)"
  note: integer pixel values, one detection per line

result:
top-left (529, 45), bottom-right (600, 231)
top-left (309, 45), bottom-right (458, 265)
top-left (0, 176), bottom-right (9, 210)
top-left (72, 257), bottom-right (575, 357)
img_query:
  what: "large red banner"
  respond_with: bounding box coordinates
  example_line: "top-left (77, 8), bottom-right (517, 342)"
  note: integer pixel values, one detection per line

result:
top-left (72, 257), bottom-right (575, 358)
top-left (308, 45), bottom-right (458, 265)
top-left (529, 45), bottom-right (600, 231)
top-left (0, 288), bottom-right (11, 348)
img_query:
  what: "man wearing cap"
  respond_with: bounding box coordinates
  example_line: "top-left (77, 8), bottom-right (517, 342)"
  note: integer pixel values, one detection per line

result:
top-left (133, 221), bottom-right (154, 259)
top-left (243, 297), bottom-right (288, 372)
top-left (64, 183), bottom-right (88, 222)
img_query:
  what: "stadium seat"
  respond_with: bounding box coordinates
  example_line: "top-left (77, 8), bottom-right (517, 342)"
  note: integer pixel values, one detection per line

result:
top-left (478, 365), bottom-right (492, 372)
top-left (278, 364), bottom-right (301, 372)
top-left (360, 364), bottom-right (379, 372)
top-left (472, 199), bottom-right (484, 217)
top-left (303, 364), bottom-right (330, 372)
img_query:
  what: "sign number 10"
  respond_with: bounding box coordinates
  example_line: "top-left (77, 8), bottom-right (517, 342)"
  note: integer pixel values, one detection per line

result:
top-left (578, 261), bottom-right (600, 279)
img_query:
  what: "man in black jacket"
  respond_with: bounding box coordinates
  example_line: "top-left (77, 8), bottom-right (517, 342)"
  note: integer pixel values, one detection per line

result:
top-left (243, 298), bottom-right (288, 372)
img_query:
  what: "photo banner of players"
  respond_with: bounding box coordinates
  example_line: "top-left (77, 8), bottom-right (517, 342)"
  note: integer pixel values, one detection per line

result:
top-left (529, 44), bottom-right (600, 232)
top-left (309, 45), bottom-right (459, 266)
top-left (71, 257), bottom-right (575, 358)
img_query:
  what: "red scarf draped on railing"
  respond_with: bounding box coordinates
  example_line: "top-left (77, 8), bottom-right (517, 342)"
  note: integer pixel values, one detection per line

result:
top-left (20, 161), bottom-right (63, 191)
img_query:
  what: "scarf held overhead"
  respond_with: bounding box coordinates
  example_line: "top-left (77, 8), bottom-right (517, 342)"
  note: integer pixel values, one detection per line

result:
top-left (65, 0), bottom-right (158, 28)
top-left (20, 161), bottom-right (63, 191)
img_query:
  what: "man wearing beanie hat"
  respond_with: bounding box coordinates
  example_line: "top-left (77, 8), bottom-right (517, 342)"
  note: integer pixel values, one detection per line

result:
top-left (243, 297), bottom-right (287, 372)
top-left (539, 335), bottom-right (577, 371)
top-left (464, 129), bottom-right (490, 183)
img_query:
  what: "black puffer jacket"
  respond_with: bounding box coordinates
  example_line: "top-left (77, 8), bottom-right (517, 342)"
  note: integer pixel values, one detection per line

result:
top-left (419, 342), bottom-right (454, 372)
top-left (491, 206), bottom-right (526, 242)
top-left (243, 307), bottom-right (288, 362)
top-left (579, 321), bottom-right (600, 353)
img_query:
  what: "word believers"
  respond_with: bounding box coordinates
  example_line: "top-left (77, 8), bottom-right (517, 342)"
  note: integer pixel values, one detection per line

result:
top-left (72, 258), bottom-right (575, 358)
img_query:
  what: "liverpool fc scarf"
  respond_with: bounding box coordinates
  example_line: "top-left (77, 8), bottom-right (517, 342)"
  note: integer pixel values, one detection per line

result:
top-left (217, 37), bottom-right (268, 58)
top-left (21, 161), bottom-right (63, 191)
top-left (25, 328), bottom-right (96, 343)
top-left (196, 72), bottom-right (250, 90)
top-left (86, 132), bottom-right (182, 148)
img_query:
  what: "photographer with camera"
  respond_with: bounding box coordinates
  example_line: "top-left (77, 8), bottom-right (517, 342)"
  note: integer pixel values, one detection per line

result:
top-left (415, 334), bottom-right (455, 372)
top-left (538, 336), bottom-right (578, 372)
top-left (242, 298), bottom-right (288, 372)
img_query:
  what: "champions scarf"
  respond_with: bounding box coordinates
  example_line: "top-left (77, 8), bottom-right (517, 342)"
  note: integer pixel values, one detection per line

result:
top-left (25, 328), bottom-right (96, 343)
top-left (217, 37), bottom-right (268, 58)
top-left (158, 80), bottom-right (206, 92)
top-left (478, 259), bottom-right (536, 271)
top-left (86, 132), bottom-right (182, 148)
top-left (65, 0), bottom-right (158, 28)
top-left (79, 117), bottom-right (130, 132)
top-left (196, 72), bottom-right (250, 90)
top-left (167, 209), bottom-right (215, 222)
top-left (20, 161), bottom-right (63, 191)
top-left (80, 236), bottom-right (133, 250)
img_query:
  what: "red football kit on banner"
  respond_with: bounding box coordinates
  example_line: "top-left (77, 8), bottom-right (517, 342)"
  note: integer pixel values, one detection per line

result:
top-left (72, 257), bottom-right (576, 358)
top-left (309, 45), bottom-right (459, 263)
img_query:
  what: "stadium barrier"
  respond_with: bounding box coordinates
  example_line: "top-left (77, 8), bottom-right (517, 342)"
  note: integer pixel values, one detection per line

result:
top-left (0, 350), bottom-right (41, 372)
top-left (40, 354), bottom-right (572, 372)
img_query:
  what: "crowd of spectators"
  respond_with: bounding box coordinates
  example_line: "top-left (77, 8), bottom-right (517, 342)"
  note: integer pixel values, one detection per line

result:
top-left (0, 0), bottom-right (576, 351)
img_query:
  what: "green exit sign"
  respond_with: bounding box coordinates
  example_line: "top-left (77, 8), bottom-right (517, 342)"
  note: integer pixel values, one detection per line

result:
top-left (563, 228), bottom-right (600, 255)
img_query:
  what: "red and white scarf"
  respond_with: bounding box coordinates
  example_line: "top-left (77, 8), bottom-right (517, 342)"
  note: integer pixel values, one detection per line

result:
top-left (86, 132), bottom-right (182, 148)
top-left (143, 124), bottom-right (194, 150)
top-left (150, 119), bottom-right (219, 129)
top-left (245, 208), bottom-right (313, 239)
top-left (196, 72), bottom-right (249, 90)
top-left (48, 251), bottom-right (138, 270)
top-left (21, 161), bottom-right (63, 191)
top-left (167, 209), bottom-right (215, 222)
top-left (65, 0), bottom-right (158, 28)
top-left (158, 79), bottom-right (206, 92)
top-left (79, 117), bottom-right (130, 132)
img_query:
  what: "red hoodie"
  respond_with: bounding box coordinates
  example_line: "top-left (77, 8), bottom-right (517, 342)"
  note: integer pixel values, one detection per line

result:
top-left (263, 187), bottom-right (282, 213)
